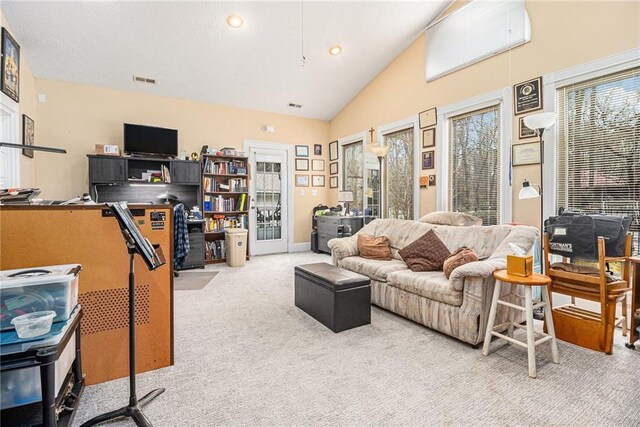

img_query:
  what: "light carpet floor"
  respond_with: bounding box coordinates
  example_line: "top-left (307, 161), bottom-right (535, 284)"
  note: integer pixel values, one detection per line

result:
top-left (74, 252), bottom-right (639, 426)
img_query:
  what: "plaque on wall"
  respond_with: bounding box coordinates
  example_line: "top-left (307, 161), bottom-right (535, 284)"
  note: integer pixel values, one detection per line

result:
top-left (514, 77), bottom-right (542, 115)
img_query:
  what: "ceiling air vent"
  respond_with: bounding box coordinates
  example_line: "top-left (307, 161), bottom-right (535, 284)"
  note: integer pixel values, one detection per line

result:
top-left (133, 75), bottom-right (157, 84)
top-left (288, 103), bottom-right (303, 108)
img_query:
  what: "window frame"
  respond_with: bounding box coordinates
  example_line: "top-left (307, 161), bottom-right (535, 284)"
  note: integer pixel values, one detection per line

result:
top-left (377, 115), bottom-right (420, 220)
top-left (337, 131), bottom-right (367, 209)
top-left (436, 87), bottom-right (513, 224)
top-left (543, 48), bottom-right (640, 223)
top-left (0, 92), bottom-right (20, 188)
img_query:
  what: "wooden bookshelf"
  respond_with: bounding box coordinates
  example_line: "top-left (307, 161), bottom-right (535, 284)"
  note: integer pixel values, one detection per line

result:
top-left (202, 154), bottom-right (250, 263)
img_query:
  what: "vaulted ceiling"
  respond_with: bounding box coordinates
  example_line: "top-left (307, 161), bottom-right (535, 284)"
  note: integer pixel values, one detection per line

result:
top-left (2, 1), bottom-right (451, 120)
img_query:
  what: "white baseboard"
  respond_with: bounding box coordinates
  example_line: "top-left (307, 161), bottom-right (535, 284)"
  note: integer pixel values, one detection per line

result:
top-left (290, 242), bottom-right (311, 252)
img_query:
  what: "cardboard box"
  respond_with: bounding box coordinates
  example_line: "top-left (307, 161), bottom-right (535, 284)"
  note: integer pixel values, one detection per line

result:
top-left (95, 144), bottom-right (120, 156)
top-left (507, 254), bottom-right (533, 277)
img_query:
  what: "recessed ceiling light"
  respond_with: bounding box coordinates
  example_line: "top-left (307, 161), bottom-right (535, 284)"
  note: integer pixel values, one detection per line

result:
top-left (328, 45), bottom-right (342, 56)
top-left (227, 15), bottom-right (244, 28)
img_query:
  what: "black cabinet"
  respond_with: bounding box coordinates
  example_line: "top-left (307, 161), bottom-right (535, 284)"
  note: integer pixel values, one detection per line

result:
top-left (89, 157), bottom-right (126, 182)
top-left (180, 221), bottom-right (205, 270)
top-left (172, 161), bottom-right (200, 184)
top-left (316, 216), bottom-right (369, 254)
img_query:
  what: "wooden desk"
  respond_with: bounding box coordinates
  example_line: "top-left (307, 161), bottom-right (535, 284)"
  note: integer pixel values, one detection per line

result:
top-left (0, 205), bottom-right (173, 385)
top-left (628, 256), bottom-right (640, 349)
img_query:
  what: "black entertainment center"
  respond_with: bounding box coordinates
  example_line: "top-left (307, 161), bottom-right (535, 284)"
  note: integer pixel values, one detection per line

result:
top-left (87, 123), bottom-right (205, 270)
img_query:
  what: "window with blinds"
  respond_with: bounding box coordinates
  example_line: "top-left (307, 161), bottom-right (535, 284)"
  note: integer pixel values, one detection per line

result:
top-left (557, 67), bottom-right (640, 254)
top-left (342, 141), bottom-right (364, 212)
top-left (384, 127), bottom-right (414, 219)
top-left (449, 105), bottom-right (501, 225)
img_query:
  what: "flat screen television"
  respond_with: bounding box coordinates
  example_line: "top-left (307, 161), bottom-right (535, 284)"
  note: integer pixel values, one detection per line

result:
top-left (124, 123), bottom-right (178, 157)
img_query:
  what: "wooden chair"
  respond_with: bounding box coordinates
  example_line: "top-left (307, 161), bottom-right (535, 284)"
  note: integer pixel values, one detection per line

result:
top-left (543, 233), bottom-right (632, 354)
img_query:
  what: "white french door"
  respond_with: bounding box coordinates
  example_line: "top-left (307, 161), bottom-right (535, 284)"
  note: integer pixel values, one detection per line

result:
top-left (249, 147), bottom-right (289, 255)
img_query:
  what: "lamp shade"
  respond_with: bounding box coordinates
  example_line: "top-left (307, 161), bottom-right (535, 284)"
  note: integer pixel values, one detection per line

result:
top-left (364, 187), bottom-right (373, 198)
top-left (523, 112), bottom-right (556, 131)
top-left (518, 180), bottom-right (540, 199)
top-left (368, 145), bottom-right (390, 158)
top-left (338, 190), bottom-right (354, 202)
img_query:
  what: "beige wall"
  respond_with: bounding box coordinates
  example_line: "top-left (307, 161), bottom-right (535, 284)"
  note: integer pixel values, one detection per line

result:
top-left (33, 79), bottom-right (329, 243)
top-left (1, 10), bottom-right (36, 187)
top-left (329, 0), bottom-right (640, 228)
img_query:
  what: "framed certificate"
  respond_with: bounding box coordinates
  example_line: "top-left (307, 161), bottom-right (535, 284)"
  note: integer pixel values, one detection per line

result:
top-left (514, 77), bottom-right (543, 115)
top-left (512, 142), bottom-right (541, 166)
top-left (419, 108), bottom-right (437, 128)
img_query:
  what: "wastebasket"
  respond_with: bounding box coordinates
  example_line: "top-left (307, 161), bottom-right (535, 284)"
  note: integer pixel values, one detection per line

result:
top-left (225, 228), bottom-right (248, 267)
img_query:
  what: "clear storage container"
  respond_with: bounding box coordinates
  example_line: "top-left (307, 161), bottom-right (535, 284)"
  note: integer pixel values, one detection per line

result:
top-left (0, 264), bottom-right (81, 331)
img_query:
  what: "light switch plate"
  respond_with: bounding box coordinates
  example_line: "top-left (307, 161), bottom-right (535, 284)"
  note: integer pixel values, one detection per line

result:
top-left (312, 190), bottom-right (318, 196)
top-left (299, 189), bottom-right (305, 196)
top-left (38, 94), bottom-right (46, 103)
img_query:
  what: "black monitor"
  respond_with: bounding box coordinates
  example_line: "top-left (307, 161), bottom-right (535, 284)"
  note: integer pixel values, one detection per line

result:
top-left (124, 123), bottom-right (178, 157)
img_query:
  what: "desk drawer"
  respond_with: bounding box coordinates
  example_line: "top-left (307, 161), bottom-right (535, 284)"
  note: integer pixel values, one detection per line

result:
top-left (318, 233), bottom-right (333, 253)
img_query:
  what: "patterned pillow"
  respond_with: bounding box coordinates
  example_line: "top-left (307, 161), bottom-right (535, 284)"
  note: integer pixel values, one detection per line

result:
top-left (443, 247), bottom-right (479, 279)
top-left (358, 234), bottom-right (392, 260)
top-left (398, 230), bottom-right (450, 272)
top-left (418, 211), bottom-right (483, 226)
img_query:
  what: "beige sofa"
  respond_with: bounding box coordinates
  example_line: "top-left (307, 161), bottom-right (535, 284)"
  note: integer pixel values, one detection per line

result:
top-left (328, 219), bottom-right (538, 345)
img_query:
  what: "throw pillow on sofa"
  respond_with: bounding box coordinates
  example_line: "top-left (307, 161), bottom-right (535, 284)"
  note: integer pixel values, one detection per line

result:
top-left (358, 234), bottom-right (392, 260)
top-left (398, 229), bottom-right (450, 271)
top-left (418, 211), bottom-right (482, 226)
top-left (443, 247), bottom-right (479, 279)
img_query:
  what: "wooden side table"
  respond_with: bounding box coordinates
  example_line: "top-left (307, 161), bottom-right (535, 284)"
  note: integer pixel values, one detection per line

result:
top-left (482, 270), bottom-right (559, 378)
top-left (627, 256), bottom-right (640, 349)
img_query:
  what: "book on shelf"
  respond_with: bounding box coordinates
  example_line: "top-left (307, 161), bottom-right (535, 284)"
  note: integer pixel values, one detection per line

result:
top-left (205, 240), bottom-right (226, 260)
top-left (204, 158), bottom-right (247, 175)
top-left (205, 214), bottom-right (248, 232)
top-left (203, 177), bottom-right (247, 193)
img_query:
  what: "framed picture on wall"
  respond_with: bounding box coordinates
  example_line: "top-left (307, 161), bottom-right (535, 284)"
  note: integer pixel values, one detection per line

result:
top-left (295, 145), bottom-right (309, 157)
top-left (422, 150), bottom-right (434, 170)
top-left (295, 158), bottom-right (309, 171)
top-left (519, 117), bottom-right (537, 139)
top-left (330, 162), bottom-right (338, 175)
top-left (312, 175), bottom-right (325, 187)
top-left (22, 114), bottom-right (34, 158)
top-left (512, 141), bottom-right (541, 166)
top-left (419, 108), bottom-right (437, 128)
top-left (428, 174), bottom-right (436, 186)
top-left (314, 144), bottom-right (322, 155)
top-left (330, 176), bottom-right (338, 188)
top-left (422, 128), bottom-right (435, 148)
top-left (419, 176), bottom-right (429, 188)
top-left (295, 174), bottom-right (309, 187)
top-left (329, 141), bottom-right (338, 161)
top-left (514, 77), bottom-right (543, 115)
top-left (1, 27), bottom-right (20, 103)
top-left (312, 159), bottom-right (325, 171)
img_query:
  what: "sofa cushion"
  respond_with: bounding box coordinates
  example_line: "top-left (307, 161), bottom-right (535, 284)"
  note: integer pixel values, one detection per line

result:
top-left (386, 270), bottom-right (463, 306)
top-left (358, 234), bottom-right (392, 260)
top-left (418, 211), bottom-right (482, 226)
top-left (338, 256), bottom-right (409, 282)
top-left (398, 230), bottom-right (450, 271)
top-left (443, 247), bottom-right (479, 279)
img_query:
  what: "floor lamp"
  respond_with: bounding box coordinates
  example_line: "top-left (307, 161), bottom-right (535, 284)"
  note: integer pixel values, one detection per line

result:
top-left (518, 112), bottom-right (556, 317)
top-left (368, 145), bottom-right (389, 219)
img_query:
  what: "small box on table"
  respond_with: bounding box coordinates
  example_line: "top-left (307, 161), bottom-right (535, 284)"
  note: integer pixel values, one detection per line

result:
top-left (507, 255), bottom-right (534, 277)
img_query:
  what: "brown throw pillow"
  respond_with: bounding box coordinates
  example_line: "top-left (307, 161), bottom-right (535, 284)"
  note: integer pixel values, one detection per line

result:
top-left (443, 247), bottom-right (479, 279)
top-left (358, 234), bottom-right (392, 260)
top-left (398, 230), bottom-right (450, 272)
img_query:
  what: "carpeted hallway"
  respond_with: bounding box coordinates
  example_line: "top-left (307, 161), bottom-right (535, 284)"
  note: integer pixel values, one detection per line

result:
top-left (74, 252), bottom-right (639, 426)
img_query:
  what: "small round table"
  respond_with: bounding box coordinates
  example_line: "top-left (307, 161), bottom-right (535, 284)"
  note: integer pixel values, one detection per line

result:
top-left (482, 270), bottom-right (559, 378)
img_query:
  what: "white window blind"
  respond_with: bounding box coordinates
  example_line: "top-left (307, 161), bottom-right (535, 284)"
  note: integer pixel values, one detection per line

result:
top-left (449, 105), bottom-right (501, 225)
top-left (425, 0), bottom-right (530, 81)
top-left (342, 141), bottom-right (364, 212)
top-left (557, 67), bottom-right (640, 254)
top-left (384, 128), bottom-right (414, 219)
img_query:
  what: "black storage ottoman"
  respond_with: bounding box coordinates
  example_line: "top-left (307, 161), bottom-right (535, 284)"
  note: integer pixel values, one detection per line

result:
top-left (294, 262), bottom-right (371, 333)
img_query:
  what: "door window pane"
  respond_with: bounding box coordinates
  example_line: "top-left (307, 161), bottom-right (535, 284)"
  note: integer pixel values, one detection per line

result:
top-left (255, 161), bottom-right (282, 241)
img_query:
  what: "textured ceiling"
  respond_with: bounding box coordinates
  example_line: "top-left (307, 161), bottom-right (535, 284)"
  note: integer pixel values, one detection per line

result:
top-left (2, 1), bottom-right (450, 120)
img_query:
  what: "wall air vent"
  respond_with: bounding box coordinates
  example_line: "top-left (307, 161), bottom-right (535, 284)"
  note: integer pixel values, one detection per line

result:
top-left (288, 103), bottom-right (303, 108)
top-left (133, 75), bottom-right (157, 84)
